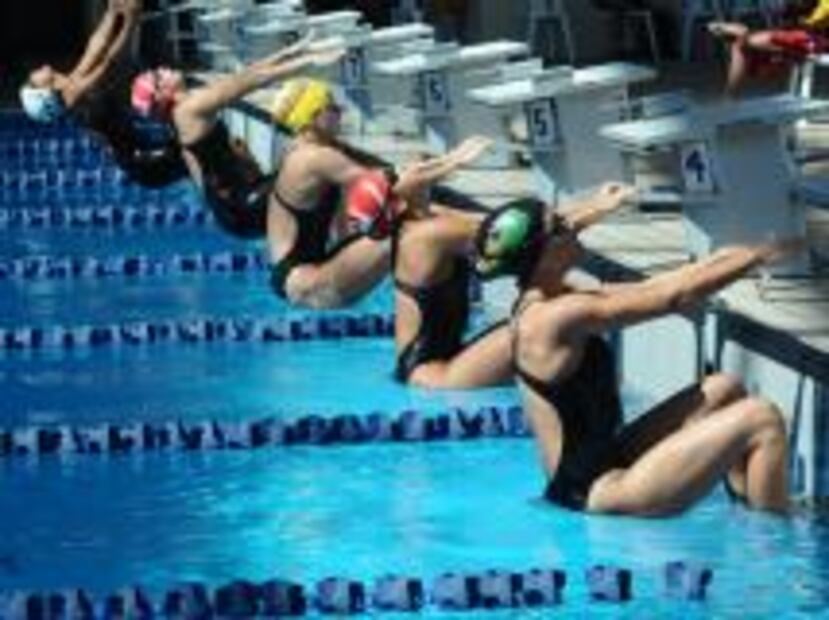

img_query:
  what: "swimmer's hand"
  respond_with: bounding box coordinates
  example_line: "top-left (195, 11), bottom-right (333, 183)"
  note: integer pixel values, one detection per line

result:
top-left (306, 46), bottom-right (347, 68)
top-left (594, 181), bottom-right (639, 213)
top-left (706, 22), bottom-right (748, 41)
top-left (392, 136), bottom-right (493, 199)
top-left (756, 236), bottom-right (809, 263)
top-left (273, 32), bottom-right (316, 62)
top-left (268, 45), bottom-right (345, 76)
top-left (260, 32), bottom-right (344, 69)
top-left (111, 0), bottom-right (141, 14)
top-left (561, 181), bottom-right (638, 233)
top-left (444, 136), bottom-right (494, 168)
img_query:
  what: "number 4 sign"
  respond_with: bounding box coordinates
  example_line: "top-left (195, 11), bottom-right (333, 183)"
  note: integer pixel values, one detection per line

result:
top-left (681, 142), bottom-right (716, 193)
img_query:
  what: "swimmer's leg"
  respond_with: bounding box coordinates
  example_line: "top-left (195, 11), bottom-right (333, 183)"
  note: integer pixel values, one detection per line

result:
top-left (407, 321), bottom-right (513, 389)
top-left (284, 236), bottom-right (391, 309)
top-left (587, 396), bottom-right (789, 516)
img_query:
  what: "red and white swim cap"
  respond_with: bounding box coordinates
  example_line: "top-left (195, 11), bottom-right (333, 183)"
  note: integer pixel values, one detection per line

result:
top-left (346, 170), bottom-right (398, 239)
top-left (131, 69), bottom-right (178, 119)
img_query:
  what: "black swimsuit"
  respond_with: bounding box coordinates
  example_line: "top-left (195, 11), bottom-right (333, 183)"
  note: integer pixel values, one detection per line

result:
top-left (269, 180), bottom-right (357, 298)
top-left (184, 121), bottom-right (272, 239)
top-left (79, 93), bottom-right (189, 189)
top-left (393, 222), bottom-right (506, 381)
top-left (514, 303), bottom-right (624, 510)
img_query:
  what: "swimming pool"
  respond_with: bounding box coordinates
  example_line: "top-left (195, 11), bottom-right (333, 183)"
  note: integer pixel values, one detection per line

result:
top-left (3, 113), bottom-right (829, 618)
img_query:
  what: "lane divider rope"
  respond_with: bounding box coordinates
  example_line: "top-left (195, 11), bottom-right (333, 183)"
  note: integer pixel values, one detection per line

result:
top-left (1, 168), bottom-right (126, 190)
top-left (0, 250), bottom-right (264, 281)
top-left (0, 562), bottom-right (713, 617)
top-left (0, 405), bottom-right (529, 458)
top-left (0, 189), bottom-right (180, 207)
top-left (0, 203), bottom-right (208, 230)
top-left (0, 312), bottom-right (395, 351)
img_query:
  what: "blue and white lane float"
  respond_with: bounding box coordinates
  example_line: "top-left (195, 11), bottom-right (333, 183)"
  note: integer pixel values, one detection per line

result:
top-left (0, 203), bottom-right (208, 231)
top-left (0, 250), bottom-right (264, 281)
top-left (0, 562), bottom-right (714, 618)
top-left (0, 405), bottom-right (529, 457)
top-left (0, 312), bottom-right (396, 351)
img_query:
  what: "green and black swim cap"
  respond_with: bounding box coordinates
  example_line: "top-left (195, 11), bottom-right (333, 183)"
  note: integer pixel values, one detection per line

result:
top-left (474, 198), bottom-right (548, 281)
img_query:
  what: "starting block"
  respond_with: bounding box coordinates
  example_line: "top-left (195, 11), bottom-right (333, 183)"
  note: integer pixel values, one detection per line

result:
top-left (372, 40), bottom-right (530, 154)
top-left (602, 94), bottom-right (829, 274)
top-left (468, 62), bottom-right (655, 199)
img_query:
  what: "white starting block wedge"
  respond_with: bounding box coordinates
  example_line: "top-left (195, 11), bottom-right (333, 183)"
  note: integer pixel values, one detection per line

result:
top-left (468, 62), bottom-right (656, 200)
top-left (791, 54), bottom-right (829, 101)
top-left (601, 94), bottom-right (829, 275)
top-left (196, 1), bottom-right (297, 68)
top-left (371, 22), bottom-right (433, 49)
top-left (789, 54), bottom-right (829, 176)
top-left (456, 58), bottom-right (547, 168)
top-left (623, 91), bottom-right (691, 121)
top-left (303, 10), bottom-right (363, 37)
top-left (372, 40), bottom-right (530, 153)
top-left (240, 2), bottom-right (303, 34)
top-left (196, 7), bottom-right (244, 69)
top-left (149, 0), bottom-right (216, 63)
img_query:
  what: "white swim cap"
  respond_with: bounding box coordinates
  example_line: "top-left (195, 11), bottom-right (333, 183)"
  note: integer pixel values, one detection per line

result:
top-left (19, 86), bottom-right (66, 124)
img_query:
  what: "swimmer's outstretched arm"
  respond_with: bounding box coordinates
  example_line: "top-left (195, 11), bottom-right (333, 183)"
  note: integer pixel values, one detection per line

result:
top-left (66, 0), bottom-right (142, 103)
top-left (392, 137), bottom-right (493, 201)
top-left (580, 238), bottom-right (805, 330)
top-left (556, 182), bottom-right (637, 233)
top-left (179, 42), bottom-right (343, 120)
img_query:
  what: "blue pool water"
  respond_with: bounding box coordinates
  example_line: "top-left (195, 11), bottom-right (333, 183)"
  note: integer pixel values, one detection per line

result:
top-left (4, 114), bottom-right (829, 618)
top-left (0, 227), bottom-right (251, 260)
top-left (0, 338), bottom-right (517, 427)
top-left (3, 443), bottom-right (829, 618)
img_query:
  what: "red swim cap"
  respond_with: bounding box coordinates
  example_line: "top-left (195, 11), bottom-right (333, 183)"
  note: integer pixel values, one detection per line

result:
top-left (346, 170), bottom-right (397, 239)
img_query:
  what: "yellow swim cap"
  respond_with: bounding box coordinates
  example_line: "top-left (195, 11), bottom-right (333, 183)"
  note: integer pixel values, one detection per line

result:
top-left (271, 78), bottom-right (332, 133)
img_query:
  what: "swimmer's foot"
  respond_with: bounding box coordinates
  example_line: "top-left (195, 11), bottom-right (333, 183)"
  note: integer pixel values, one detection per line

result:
top-left (708, 21), bottom-right (749, 41)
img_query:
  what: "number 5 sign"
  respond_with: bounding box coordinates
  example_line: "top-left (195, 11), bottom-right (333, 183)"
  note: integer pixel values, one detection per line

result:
top-left (421, 70), bottom-right (451, 116)
top-left (680, 142), bottom-right (716, 193)
top-left (525, 99), bottom-right (560, 148)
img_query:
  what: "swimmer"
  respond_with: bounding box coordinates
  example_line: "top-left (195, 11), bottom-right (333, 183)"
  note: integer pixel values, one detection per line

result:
top-left (351, 171), bottom-right (638, 389)
top-left (266, 76), bottom-right (488, 309)
top-left (476, 185), bottom-right (801, 516)
top-left (347, 136), bottom-right (510, 388)
top-left (709, 2), bottom-right (828, 96)
top-left (20, 0), bottom-right (188, 187)
top-left (132, 37), bottom-right (341, 239)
